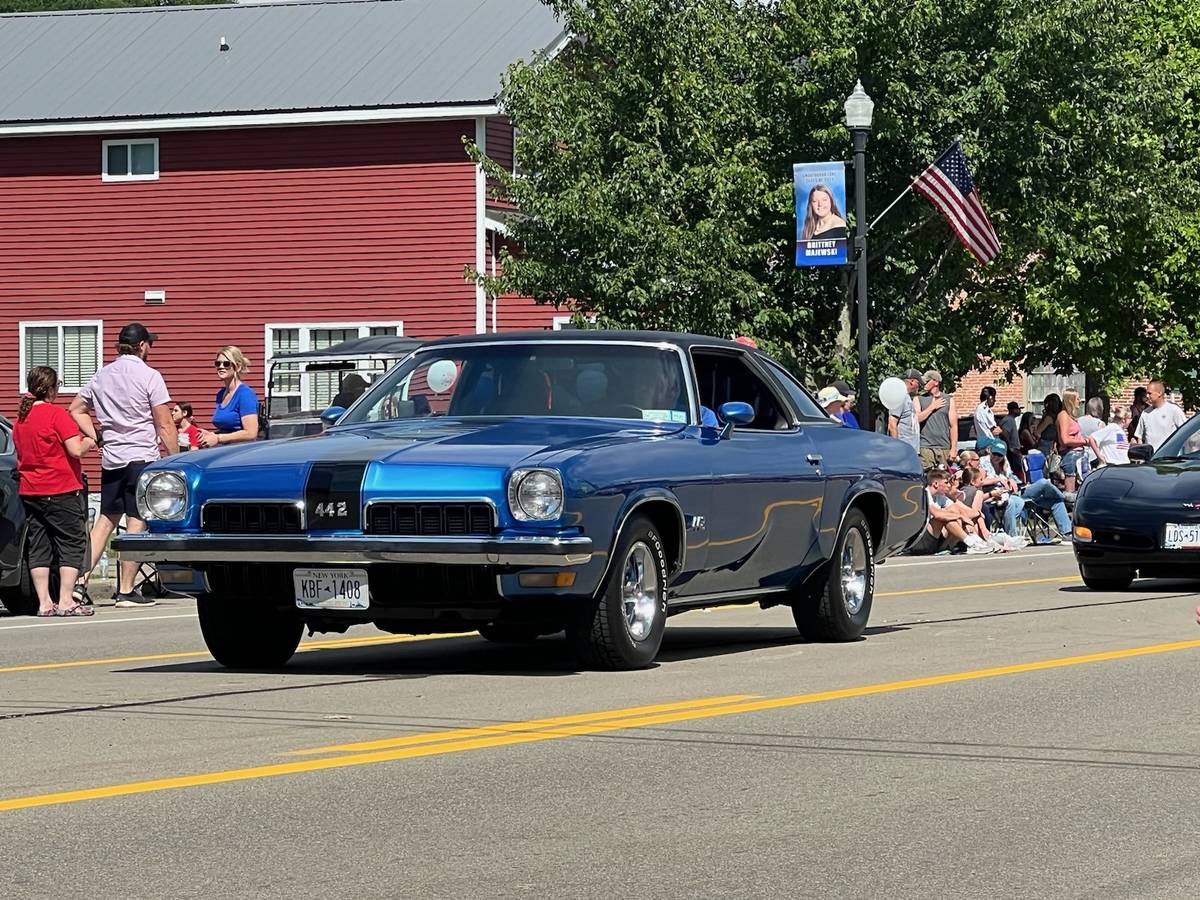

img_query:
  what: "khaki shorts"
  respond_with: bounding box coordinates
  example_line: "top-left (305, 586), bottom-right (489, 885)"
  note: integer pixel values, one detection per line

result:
top-left (919, 447), bottom-right (950, 470)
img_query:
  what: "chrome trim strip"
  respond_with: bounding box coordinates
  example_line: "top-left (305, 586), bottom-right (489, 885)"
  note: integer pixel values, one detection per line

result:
top-left (201, 498), bottom-right (308, 531)
top-left (668, 585), bottom-right (791, 605)
top-left (112, 533), bottom-right (593, 567)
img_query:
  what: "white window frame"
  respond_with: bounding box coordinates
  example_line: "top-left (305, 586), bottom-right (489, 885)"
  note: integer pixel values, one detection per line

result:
top-left (552, 314), bottom-right (597, 330)
top-left (101, 137), bottom-right (159, 182)
top-left (18, 320), bottom-right (104, 393)
top-left (264, 320), bottom-right (404, 407)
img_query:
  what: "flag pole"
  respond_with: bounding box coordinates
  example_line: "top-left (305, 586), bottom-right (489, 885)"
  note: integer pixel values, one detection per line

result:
top-left (866, 138), bottom-right (962, 235)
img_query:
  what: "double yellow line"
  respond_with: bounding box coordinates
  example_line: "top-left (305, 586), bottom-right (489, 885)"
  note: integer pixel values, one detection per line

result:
top-left (3, 637), bottom-right (1198, 813)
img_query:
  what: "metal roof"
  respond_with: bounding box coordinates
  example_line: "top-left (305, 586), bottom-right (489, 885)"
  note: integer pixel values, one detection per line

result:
top-left (0, 0), bottom-right (564, 126)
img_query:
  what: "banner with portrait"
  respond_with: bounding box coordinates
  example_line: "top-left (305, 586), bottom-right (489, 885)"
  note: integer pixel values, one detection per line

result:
top-left (794, 162), bottom-right (849, 266)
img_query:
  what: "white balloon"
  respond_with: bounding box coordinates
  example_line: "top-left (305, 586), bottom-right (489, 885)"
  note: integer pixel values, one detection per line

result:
top-left (878, 377), bottom-right (908, 413)
top-left (426, 360), bottom-right (459, 394)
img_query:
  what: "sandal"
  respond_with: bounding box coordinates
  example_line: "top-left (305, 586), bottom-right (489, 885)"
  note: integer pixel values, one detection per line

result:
top-left (72, 584), bottom-right (93, 606)
top-left (56, 603), bottom-right (95, 617)
top-left (37, 607), bottom-right (57, 617)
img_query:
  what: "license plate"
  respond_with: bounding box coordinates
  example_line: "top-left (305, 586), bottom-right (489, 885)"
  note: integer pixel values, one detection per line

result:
top-left (1163, 523), bottom-right (1200, 550)
top-left (293, 567), bottom-right (370, 610)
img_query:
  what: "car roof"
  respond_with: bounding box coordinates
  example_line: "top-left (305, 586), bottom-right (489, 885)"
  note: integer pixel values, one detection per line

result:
top-left (269, 334), bottom-right (423, 363)
top-left (420, 329), bottom-right (755, 353)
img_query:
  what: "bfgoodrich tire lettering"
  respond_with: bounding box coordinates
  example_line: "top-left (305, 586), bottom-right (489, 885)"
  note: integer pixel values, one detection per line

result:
top-left (197, 593), bottom-right (303, 669)
top-left (793, 508), bottom-right (874, 641)
top-left (567, 514), bottom-right (668, 670)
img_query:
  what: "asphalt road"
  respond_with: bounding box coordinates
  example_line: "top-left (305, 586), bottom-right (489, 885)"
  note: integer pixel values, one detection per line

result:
top-left (2, 547), bottom-right (1198, 899)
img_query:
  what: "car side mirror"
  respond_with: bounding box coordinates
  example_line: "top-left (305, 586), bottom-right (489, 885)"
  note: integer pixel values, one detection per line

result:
top-left (320, 406), bottom-right (346, 428)
top-left (717, 401), bottom-right (755, 439)
top-left (1127, 443), bottom-right (1153, 464)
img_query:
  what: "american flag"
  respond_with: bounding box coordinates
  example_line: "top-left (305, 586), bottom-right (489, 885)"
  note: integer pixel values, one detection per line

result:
top-left (912, 142), bottom-right (1001, 264)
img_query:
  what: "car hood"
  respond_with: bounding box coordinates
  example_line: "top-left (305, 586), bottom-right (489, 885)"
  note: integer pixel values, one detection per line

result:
top-left (1082, 459), bottom-right (1200, 506)
top-left (174, 416), bottom-right (684, 473)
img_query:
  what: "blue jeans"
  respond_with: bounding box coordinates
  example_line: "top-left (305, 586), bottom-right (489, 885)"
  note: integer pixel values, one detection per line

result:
top-left (1001, 494), bottom-right (1026, 536)
top-left (1019, 479), bottom-right (1071, 535)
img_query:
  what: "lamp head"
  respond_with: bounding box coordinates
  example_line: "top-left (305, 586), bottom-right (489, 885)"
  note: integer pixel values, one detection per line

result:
top-left (844, 79), bottom-right (875, 131)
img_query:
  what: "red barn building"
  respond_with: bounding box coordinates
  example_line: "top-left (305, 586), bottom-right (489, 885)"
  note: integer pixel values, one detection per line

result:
top-left (0, 0), bottom-right (566, 433)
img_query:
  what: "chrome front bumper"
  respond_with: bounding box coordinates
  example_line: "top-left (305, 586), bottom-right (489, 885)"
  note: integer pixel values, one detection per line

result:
top-left (112, 533), bottom-right (594, 567)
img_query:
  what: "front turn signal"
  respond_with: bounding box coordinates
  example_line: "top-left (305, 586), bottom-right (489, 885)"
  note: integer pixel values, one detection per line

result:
top-left (1073, 526), bottom-right (1093, 543)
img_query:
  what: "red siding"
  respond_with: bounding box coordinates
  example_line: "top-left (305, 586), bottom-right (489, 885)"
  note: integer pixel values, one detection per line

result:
top-left (483, 233), bottom-right (566, 331)
top-left (0, 120), bottom-right (481, 441)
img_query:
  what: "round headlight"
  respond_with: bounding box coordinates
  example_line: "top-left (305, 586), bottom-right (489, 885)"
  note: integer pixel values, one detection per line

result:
top-left (137, 471), bottom-right (188, 521)
top-left (509, 469), bottom-right (563, 521)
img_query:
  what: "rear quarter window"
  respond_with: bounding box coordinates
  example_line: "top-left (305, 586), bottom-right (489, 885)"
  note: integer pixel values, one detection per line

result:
top-left (759, 360), bottom-right (828, 421)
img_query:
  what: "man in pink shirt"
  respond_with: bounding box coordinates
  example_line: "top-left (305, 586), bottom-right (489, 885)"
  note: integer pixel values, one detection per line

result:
top-left (69, 323), bottom-right (178, 608)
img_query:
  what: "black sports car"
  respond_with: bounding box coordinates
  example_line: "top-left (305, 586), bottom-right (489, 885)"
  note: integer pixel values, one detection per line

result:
top-left (1073, 413), bottom-right (1200, 590)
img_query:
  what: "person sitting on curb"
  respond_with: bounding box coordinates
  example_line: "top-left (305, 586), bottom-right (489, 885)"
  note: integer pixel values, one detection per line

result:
top-left (908, 469), bottom-right (994, 556)
top-left (977, 438), bottom-right (1071, 542)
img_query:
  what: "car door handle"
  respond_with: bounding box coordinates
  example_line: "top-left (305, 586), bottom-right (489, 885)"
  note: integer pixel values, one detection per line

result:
top-left (806, 453), bottom-right (823, 465)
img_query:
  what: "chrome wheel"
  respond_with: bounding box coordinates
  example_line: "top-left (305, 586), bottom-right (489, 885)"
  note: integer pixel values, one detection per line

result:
top-left (621, 541), bottom-right (659, 642)
top-left (840, 527), bottom-right (869, 616)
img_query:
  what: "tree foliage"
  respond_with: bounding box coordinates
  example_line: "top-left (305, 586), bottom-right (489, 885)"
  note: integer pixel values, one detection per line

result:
top-left (1, 1), bottom-right (228, 12)
top-left (475, 0), bottom-right (1200, 399)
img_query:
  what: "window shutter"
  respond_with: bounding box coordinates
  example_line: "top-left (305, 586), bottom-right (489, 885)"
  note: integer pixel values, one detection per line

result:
top-left (309, 329), bottom-right (356, 409)
top-left (270, 328), bottom-right (301, 396)
top-left (62, 325), bottom-right (99, 388)
top-left (24, 326), bottom-right (58, 372)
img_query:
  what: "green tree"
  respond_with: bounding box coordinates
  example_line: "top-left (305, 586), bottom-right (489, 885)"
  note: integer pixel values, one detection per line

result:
top-left (475, 0), bottom-right (1200, 401)
top-left (1, 1), bottom-right (228, 12)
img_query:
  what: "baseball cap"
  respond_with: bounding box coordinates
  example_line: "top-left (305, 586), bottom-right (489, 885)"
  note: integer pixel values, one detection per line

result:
top-left (984, 437), bottom-right (1008, 455)
top-left (118, 322), bottom-right (158, 346)
top-left (902, 368), bottom-right (923, 381)
top-left (817, 386), bottom-right (848, 405)
top-left (922, 369), bottom-right (942, 384)
top-left (832, 379), bottom-right (854, 397)
top-left (1007, 401), bottom-right (1023, 412)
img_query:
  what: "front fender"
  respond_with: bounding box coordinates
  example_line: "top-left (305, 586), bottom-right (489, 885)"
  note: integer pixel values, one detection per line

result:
top-left (817, 479), bottom-right (889, 561)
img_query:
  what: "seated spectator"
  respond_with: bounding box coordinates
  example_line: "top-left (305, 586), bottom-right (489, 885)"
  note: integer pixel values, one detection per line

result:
top-left (331, 373), bottom-right (368, 410)
top-left (833, 380), bottom-right (860, 428)
top-left (909, 469), bottom-right (994, 556)
top-left (979, 440), bottom-right (1071, 541)
top-left (817, 385), bottom-right (848, 422)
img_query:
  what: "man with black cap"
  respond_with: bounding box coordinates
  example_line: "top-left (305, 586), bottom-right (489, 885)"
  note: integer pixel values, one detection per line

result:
top-left (998, 400), bottom-right (1024, 476)
top-left (69, 323), bottom-right (178, 608)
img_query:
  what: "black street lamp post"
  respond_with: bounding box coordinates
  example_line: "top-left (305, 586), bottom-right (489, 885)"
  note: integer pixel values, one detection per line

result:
top-left (844, 80), bottom-right (875, 430)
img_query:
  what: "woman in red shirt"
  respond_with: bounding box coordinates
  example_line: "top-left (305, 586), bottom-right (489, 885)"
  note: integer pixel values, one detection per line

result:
top-left (13, 366), bottom-right (97, 616)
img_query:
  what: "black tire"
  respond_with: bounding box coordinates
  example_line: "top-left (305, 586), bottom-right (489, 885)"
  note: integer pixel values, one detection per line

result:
top-left (197, 593), bottom-right (303, 669)
top-left (478, 623), bottom-right (542, 644)
top-left (793, 508), bottom-right (874, 641)
top-left (1080, 569), bottom-right (1134, 591)
top-left (0, 560), bottom-right (37, 616)
top-left (566, 514), bottom-right (668, 670)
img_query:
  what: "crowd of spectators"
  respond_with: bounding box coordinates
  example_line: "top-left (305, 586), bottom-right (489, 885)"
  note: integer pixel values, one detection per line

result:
top-left (872, 369), bottom-right (1187, 557)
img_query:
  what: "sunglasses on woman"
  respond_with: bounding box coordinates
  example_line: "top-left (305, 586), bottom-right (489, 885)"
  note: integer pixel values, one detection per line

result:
top-left (213, 360), bottom-right (233, 370)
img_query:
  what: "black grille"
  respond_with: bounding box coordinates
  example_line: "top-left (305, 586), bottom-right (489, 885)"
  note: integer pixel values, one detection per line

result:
top-left (202, 502), bottom-right (303, 535)
top-left (366, 502), bottom-right (494, 536)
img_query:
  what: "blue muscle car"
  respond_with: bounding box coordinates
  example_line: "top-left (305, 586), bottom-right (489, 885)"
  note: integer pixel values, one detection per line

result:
top-left (114, 332), bottom-right (926, 670)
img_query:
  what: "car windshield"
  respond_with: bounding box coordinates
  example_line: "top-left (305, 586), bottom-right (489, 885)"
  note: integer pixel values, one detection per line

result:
top-left (340, 343), bottom-right (693, 424)
top-left (1152, 412), bottom-right (1200, 458)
